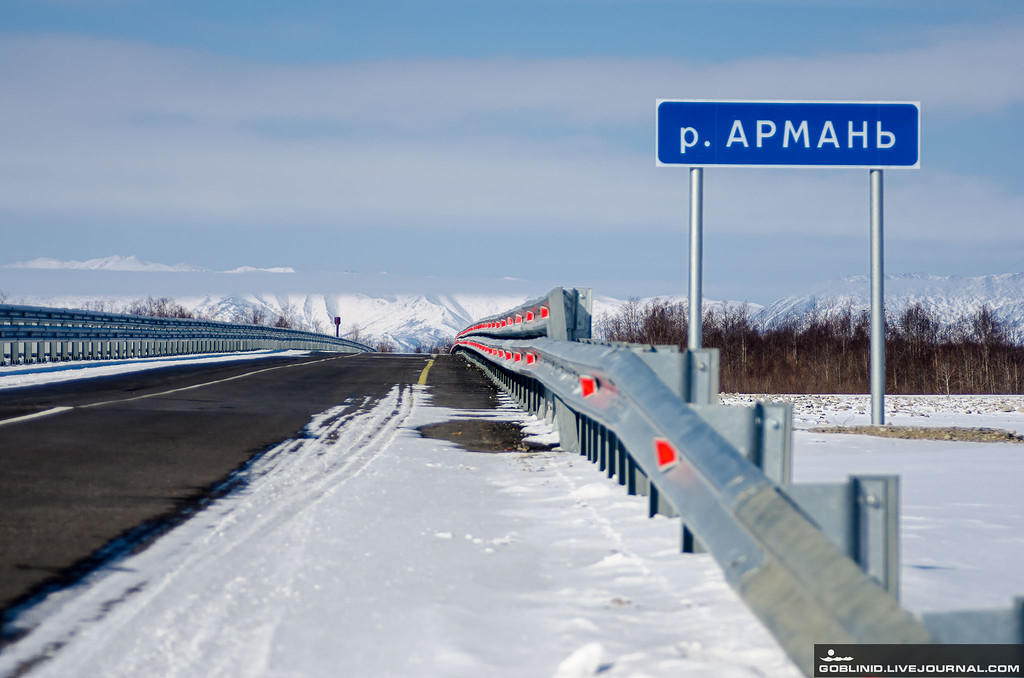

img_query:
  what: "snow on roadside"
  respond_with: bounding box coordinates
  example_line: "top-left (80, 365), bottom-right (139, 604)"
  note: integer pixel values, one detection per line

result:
top-left (0, 350), bottom-right (312, 391)
top-left (792, 426), bottom-right (1024, 614)
top-left (725, 392), bottom-right (1024, 615)
top-left (0, 386), bottom-right (800, 678)
top-left (723, 392), bottom-right (1024, 434)
top-left (8, 373), bottom-right (1019, 675)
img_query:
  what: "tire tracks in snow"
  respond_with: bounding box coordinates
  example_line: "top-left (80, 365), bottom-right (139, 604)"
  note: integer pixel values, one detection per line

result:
top-left (0, 386), bottom-right (416, 678)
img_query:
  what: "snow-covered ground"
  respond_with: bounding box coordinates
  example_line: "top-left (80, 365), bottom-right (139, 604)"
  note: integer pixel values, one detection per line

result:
top-left (726, 393), bottom-right (1024, 613)
top-left (1, 358), bottom-right (1022, 676)
top-left (1, 382), bottom-right (801, 678)
top-left (724, 392), bottom-right (1024, 434)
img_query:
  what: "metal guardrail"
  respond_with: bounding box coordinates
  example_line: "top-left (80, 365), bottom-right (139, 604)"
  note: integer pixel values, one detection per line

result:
top-left (0, 303), bottom-right (374, 365)
top-left (456, 287), bottom-right (592, 341)
top-left (451, 287), bottom-right (1024, 677)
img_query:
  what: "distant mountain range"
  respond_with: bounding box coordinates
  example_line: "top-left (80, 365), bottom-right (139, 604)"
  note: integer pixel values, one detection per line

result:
top-left (4, 258), bottom-right (1023, 349)
top-left (756, 273), bottom-right (1024, 340)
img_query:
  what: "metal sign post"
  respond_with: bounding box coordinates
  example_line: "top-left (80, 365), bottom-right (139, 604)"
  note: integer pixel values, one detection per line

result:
top-left (688, 167), bottom-right (703, 350)
top-left (657, 100), bottom-right (919, 418)
top-left (870, 170), bottom-right (885, 424)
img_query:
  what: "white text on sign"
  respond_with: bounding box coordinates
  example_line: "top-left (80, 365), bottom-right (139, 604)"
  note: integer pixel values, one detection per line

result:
top-left (681, 120), bottom-right (898, 153)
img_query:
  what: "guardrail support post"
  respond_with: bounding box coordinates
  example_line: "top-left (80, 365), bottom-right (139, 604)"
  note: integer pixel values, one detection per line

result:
top-left (629, 459), bottom-right (649, 497)
top-left (856, 475), bottom-right (900, 599)
top-left (681, 401), bottom-right (793, 554)
top-left (685, 349), bottom-right (718, 405)
top-left (546, 288), bottom-right (592, 341)
top-left (649, 484), bottom-right (678, 519)
top-left (633, 345), bottom-right (719, 405)
top-left (783, 474), bottom-right (900, 598)
top-left (615, 439), bottom-right (628, 486)
top-left (553, 397), bottom-right (579, 453)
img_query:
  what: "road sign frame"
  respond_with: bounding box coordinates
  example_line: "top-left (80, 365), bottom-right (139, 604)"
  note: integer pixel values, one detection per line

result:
top-left (656, 99), bottom-right (920, 169)
top-left (657, 99), bottom-right (921, 425)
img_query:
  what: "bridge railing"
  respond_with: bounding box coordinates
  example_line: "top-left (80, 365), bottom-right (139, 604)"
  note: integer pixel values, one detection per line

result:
top-left (451, 287), bottom-right (1022, 677)
top-left (0, 303), bottom-right (374, 365)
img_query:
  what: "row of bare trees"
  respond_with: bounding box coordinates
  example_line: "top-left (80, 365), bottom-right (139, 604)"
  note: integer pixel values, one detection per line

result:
top-left (128, 297), bottom-right (305, 332)
top-left (123, 297), bottom-right (440, 353)
top-left (598, 299), bottom-right (1024, 394)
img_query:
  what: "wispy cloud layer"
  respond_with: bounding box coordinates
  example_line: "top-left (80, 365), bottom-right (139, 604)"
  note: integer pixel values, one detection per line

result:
top-left (1, 21), bottom-right (1022, 241)
top-left (6, 255), bottom-right (294, 274)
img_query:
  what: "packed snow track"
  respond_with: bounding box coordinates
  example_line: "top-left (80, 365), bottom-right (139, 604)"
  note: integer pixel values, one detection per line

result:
top-left (0, 353), bottom-right (431, 617)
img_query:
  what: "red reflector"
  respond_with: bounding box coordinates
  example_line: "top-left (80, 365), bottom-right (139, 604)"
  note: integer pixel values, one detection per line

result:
top-left (514, 352), bottom-right (522, 362)
top-left (540, 306), bottom-right (549, 319)
top-left (526, 311), bottom-right (535, 321)
top-left (526, 353), bottom-right (536, 365)
top-left (515, 314), bottom-right (523, 324)
top-left (655, 438), bottom-right (679, 471)
top-left (580, 375), bottom-right (597, 398)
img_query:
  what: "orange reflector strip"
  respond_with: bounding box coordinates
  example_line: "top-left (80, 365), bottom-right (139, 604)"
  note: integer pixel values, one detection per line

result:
top-left (580, 375), bottom-right (597, 398)
top-left (655, 438), bottom-right (679, 471)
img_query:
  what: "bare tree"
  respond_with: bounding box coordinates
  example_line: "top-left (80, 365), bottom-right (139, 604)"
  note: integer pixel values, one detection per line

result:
top-left (594, 297), bottom-right (1024, 395)
top-left (127, 297), bottom-right (195, 319)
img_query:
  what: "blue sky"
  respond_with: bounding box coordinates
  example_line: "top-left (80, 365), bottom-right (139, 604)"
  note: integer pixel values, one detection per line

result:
top-left (2, 0), bottom-right (1024, 303)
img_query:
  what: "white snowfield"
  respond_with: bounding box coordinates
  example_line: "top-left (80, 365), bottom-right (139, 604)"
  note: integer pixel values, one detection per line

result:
top-left (1, 358), bottom-right (1022, 677)
top-left (762, 392), bottom-right (1024, 615)
top-left (1, 385), bottom-right (801, 678)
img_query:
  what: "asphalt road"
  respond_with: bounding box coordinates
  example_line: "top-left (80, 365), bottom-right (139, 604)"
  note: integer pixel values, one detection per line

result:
top-left (0, 353), bottom-right (432, 620)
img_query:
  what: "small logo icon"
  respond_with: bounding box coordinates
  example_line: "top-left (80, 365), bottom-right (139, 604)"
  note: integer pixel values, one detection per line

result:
top-left (820, 649), bottom-right (853, 662)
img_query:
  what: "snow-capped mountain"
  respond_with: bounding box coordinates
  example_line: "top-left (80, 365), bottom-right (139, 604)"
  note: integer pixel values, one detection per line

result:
top-left (5, 254), bottom-right (1024, 350)
top-left (182, 292), bottom-right (534, 352)
top-left (759, 273), bottom-right (1024, 338)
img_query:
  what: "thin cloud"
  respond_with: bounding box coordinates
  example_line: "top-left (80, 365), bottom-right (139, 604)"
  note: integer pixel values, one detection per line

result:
top-left (2, 20), bottom-right (1022, 130)
top-left (0, 22), bottom-right (1022, 243)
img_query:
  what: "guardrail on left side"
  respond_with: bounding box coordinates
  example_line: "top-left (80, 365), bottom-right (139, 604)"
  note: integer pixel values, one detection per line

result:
top-left (0, 303), bottom-right (375, 365)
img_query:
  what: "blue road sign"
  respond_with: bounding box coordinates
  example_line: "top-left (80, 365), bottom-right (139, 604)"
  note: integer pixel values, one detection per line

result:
top-left (656, 100), bottom-right (920, 168)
